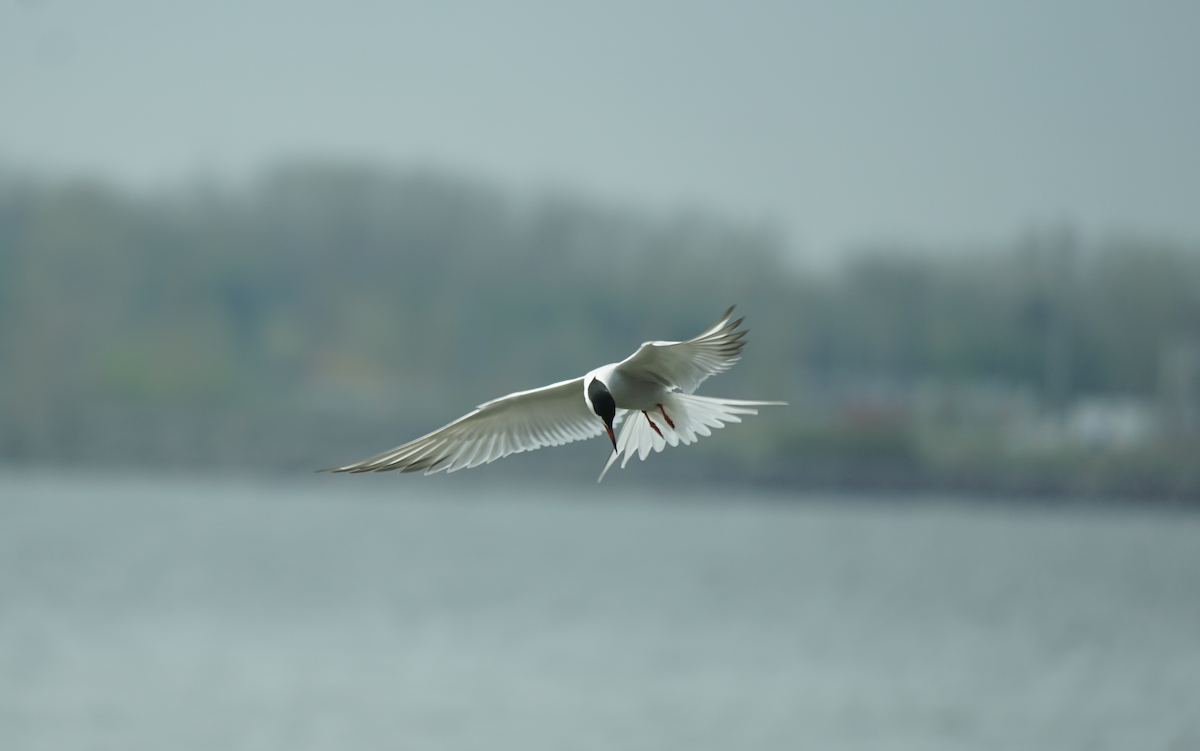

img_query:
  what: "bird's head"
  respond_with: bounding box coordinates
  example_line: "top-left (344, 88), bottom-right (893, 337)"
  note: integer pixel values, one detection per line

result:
top-left (586, 377), bottom-right (617, 452)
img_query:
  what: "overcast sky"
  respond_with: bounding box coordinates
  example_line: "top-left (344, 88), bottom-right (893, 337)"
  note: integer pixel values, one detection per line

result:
top-left (2, 1), bottom-right (1198, 263)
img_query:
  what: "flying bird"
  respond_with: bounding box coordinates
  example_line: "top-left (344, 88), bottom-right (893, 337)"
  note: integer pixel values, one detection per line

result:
top-left (324, 306), bottom-right (785, 481)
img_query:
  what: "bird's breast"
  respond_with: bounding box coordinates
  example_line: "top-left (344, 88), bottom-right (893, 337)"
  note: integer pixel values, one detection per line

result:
top-left (606, 370), bottom-right (669, 411)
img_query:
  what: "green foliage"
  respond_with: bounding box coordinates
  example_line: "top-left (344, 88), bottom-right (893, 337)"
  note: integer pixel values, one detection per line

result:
top-left (1, 162), bottom-right (1198, 452)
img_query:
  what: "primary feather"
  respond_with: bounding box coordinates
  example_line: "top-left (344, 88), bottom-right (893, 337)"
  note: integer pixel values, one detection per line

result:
top-left (614, 306), bottom-right (747, 394)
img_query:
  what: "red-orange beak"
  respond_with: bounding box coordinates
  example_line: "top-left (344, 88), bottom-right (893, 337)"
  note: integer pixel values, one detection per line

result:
top-left (604, 423), bottom-right (617, 453)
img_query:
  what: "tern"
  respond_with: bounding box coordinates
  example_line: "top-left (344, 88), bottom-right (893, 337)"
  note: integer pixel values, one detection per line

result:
top-left (324, 306), bottom-right (785, 481)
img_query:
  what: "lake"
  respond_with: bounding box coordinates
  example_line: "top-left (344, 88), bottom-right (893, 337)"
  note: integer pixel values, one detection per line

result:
top-left (1, 470), bottom-right (1197, 750)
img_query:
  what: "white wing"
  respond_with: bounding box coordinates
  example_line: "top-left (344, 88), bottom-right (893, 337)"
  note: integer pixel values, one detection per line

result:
top-left (613, 306), bottom-right (747, 394)
top-left (325, 377), bottom-right (602, 474)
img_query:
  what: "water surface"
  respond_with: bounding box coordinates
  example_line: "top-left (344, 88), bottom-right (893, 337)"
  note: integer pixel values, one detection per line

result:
top-left (2, 471), bottom-right (1197, 750)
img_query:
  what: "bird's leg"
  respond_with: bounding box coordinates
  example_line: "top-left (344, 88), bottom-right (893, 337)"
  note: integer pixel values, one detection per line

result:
top-left (657, 403), bottom-right (675, 429)
top-left (642, 411), bottom-right (664, 438)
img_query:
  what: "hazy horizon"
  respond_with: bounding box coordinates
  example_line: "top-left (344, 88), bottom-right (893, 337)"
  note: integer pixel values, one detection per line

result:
top-left (3, 1), bottom-right (1198, 265)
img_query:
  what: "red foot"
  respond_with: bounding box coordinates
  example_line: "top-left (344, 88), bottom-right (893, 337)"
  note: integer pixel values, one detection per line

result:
top-left (658, 403), bottom-right (675, 429)
top-left (642, 411), bottom-right (664, 437)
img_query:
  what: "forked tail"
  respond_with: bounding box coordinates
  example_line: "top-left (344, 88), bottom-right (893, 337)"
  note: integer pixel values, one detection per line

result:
top-left (597, 394), bottom-right (786, 482)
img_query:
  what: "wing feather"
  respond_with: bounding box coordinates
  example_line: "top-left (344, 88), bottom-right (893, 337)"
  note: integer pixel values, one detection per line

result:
top-left (613, 306), bottom-right (748, 394)
top-left (324, 377), bottom-right (603, 474)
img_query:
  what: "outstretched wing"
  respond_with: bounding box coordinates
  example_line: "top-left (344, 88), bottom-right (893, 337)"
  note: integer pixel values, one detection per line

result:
top-left (324, 377), bottom-right (602, 474)
top-left (613, 306), bottom-right (747, 394)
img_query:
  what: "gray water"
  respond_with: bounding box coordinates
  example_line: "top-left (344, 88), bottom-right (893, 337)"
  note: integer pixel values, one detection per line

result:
top-left (1, 471), bottom-right (1198, 750)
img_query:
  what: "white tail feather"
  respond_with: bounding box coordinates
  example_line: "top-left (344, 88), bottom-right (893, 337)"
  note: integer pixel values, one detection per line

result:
top-left (596, 395), bottom-right (785, 482)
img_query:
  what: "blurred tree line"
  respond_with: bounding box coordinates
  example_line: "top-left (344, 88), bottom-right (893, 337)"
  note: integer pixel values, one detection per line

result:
top-left (1, 162), bottom-right (1198, 492)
